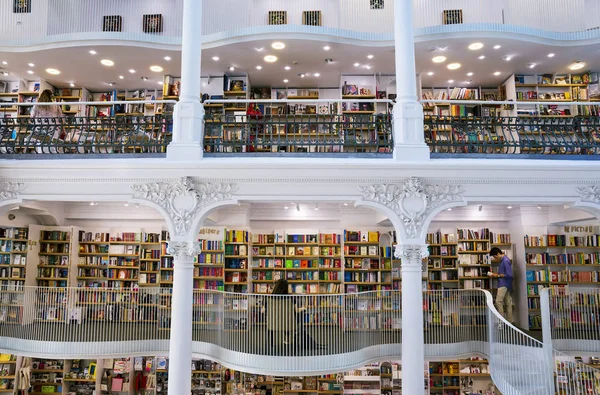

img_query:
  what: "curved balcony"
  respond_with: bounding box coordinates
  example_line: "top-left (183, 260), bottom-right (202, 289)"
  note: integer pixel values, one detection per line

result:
top-left (1, 0), bottom-right (600, 49)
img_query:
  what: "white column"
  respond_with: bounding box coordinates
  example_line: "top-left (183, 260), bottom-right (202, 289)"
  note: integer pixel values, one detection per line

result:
top-left (167, 240), bottom-right (200, 395)
top-left (396, 244), bottom-right (428, 395)
top-left (392, 0), bottom-right (429, 161)
top-left (167, 0), bottom-right (204, 160)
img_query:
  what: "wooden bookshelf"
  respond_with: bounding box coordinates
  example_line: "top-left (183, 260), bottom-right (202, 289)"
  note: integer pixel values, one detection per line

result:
top-left (224, 229), bottom-right (249, 293)
top-left (37, 230), bottom-right (71, 288)
top-left (343, 230), bottom-right (383, 293)
top-left (139, 233), bottom-right (161, 287)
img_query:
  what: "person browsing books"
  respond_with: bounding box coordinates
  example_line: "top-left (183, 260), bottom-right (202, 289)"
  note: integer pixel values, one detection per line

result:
top-left (29, 89), bottom-right (65, 146)
top-left (488, 247), bottom-right (513, 323)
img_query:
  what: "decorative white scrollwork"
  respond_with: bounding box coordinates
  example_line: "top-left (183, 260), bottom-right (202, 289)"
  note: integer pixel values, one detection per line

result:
top-left (576, 185), bottom-right (600, 204)
top-left (132, 177), bottom-right (234, 236)
top-left (167, 241), bottom-right (201, 262)
top-left (359, 177), bottom-right (464, 239)
top-left (0, 182), bottom-right (24, 202)
top-left (394, 244), bottom-right (429, 262)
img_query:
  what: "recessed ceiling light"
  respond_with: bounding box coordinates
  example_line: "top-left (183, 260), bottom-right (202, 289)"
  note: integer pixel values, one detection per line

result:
top-left (364, 65), bottom-right (372, 69)
top-left (503, 56), bottom-right (512, 61)
top-left (493, 45), bottom-right (501, 49)
top-left (28, 63), bottom-right (34, 67)
top-left (569, 61), bottom-right (585, 70)
top-left (27, 70), bottom-right (33, 74)
top-left (325, 58), bottom-right (333, 64)
top-left (284, 206), bottom-right (289, 210)
top-left (272, 42), bottom-right (285, 50)
top-left (283, 79), bottom-right (289, 83)
top-left (89, 50), bottom-right (97, 55)
top-left (254, 47), bottom-right (264, 52)
top-left (300, 73), bottom-right (305, 78)
top-left (465, 81), bottom-right (471, 84)
top-left (478, 55), bottom-right (486, 60)
top-left (264, 55), bottom-right (278, 63)
top-left (70, 83), bottom-right (75, 87)
top-left (212, 56), bottom-right (219, 61)
top-left (229, 66), bottom-right (235, 71)
top-left (108, 82), bottom-right (114, 86)
top-left (528, 63), bottom-right (536, 69)
top-left (507, 205), bottom-right (512, 209)
top-left (46, 68), bottom-right (60, 75)
top-left (354, 62), bottom-right (360, 67)
top-left (164, 56), bottom-right (171, 61)
top-left (150, 65), bottom-right (163, 72)
top-left (129, 69), bottom-right (136, 73)
top-left (314, 73), bottom-right (320, 77)
top-left (447, 208), bottom-right (452, 211)
top-left (1, 61), bottom-right (6, 65)
top-left (467, 72), bottom-right (474, 76)
top-left (367, 54), bottom-right (374, 59)
top-left (537, 205), bottom-right (542, 209)
top-left (323, 46), bottom-right (330, 51)
top-left (468, 42), bottom-right (484, 50)
top-left (284, 66), bottom-right (291, 70)
top-left (432, 56), bottom-right (447, 63)
top-left (427, 71), bottom-right (434, 76)
top-left (494, 71), bottom-right (501, 76)
top-left (256, 65), bottom-right (262, 70)
top-left (548, 53), bottom-right (555, 58)
top-left (447, 63), bottom-right (461, 70)
top-left (119, 75), bottom-right (124, 79)
top-left (448, 79), bottom-right (454, 83)
top-left (2, 72), bottom-right (8, 76)
top-left (157, 81), bottom-right (162, 85)
top-left (142, 77), bottom-right (148, 81)
top-left (101, 59), bottom-right (114, 66)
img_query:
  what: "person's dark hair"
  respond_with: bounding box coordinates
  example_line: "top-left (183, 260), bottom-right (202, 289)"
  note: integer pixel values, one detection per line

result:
top-left (272, 279), bottom-right (289, 295)
top-left (489, 247), bottom-right (503, 257)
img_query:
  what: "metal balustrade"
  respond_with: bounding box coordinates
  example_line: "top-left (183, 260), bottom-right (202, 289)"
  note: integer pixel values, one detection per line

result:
top-left (1, 0), bottom-right (600, 46)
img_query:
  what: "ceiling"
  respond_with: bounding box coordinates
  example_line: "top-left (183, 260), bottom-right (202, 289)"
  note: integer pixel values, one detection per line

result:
top-left (0, 37), bottom-right (597, 92)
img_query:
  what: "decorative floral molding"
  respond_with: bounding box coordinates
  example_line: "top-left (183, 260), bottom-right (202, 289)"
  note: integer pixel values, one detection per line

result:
top-left (167, 241), bottom-right (202, 262)
top-left (359, 177), bottom-right (464, 239)
top-left (131, 177), bottom-right (234, 236)
top-left (0, 182), bottom-right (24, 202)
top-left (394, 244), bottom-right (430, 261)
top-left (576, 185), bottom-right (600, 204)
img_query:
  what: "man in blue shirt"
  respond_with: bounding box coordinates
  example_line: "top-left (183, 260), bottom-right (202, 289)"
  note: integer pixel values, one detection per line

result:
top-left (489, 247), bottom-right (513, 323)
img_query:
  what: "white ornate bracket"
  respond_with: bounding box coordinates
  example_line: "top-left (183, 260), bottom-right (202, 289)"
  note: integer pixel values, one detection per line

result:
top-left (359, 177), bottom-right (464, 240)
top-left (0, 182), bottom-right (25, 203)
top-left (132, 177), bottom-right (234, 237)
top-left (167, 241), bottom-right (202, 262)
top-left (576, 185), bottom-right (600, 204)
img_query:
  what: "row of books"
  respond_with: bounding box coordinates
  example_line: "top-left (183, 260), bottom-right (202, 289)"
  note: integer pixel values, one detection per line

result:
top-left (524, 234), bottom-right (567, 247)
top-left (426, 232), bottom-right (456, 244)
top-left (344, 230), bottom-right (380, 243)
top-left (527, 252), bottom-right (600, 266)
top-left (0, 228), bottom-right (28, 240)
top-left (457, 228), bottom-right (490, 241)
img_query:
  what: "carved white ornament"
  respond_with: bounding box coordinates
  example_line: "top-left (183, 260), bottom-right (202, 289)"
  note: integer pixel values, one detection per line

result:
top-left (0, 182), bottom-right (24, 202)
top-left (360, 177), bottom-right (464, 239)
top-left (576, 185), bottom-right (600, 204)
top-left (132, 177), bottom-right (234, 236)
top-left (167, 241), bottom-right (202, 262)
top-left (395, 244), bottom-right (429, 261)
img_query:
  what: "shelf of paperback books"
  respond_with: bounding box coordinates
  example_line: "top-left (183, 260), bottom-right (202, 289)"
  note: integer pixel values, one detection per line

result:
top-left (37, 229), bottom-right (72, 288)
top-left (224, 229), bottom-right (250, 293)
top-left (343, 230), bottom-right (386, 293)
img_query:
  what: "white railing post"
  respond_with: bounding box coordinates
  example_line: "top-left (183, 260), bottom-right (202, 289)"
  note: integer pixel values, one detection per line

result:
top-left (392, 0), bottom-right (429, 161)
top-left (396, 244), bottom-right (428, 395)
top-left (166, 240), bottom-right (200, 395)
top-left (540, 288), bottom-right (556, 391)
top-left (167, 0), bottom-right (205, 161)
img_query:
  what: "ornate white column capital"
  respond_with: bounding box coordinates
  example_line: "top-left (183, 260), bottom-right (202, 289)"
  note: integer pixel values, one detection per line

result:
top-left (131, 177), bottom-right (234, 237)
top-left (576, 185), bottom-right (600, 204)
top-left (167, 241), bottom-right (201, 264)
top-left (359, 177), bottom-right (464, 239)
top-left (394, 244), bottom-right (429, 262)
top-left (0, 182), bottom-right (25, 203)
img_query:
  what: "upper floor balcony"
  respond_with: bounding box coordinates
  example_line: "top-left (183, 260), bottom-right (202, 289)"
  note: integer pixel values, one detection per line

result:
top-left (1, 0), bottom-right (600, 49)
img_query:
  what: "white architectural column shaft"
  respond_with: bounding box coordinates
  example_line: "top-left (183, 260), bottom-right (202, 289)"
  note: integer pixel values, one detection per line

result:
top-left (167, 240), bottom-right (200, 395)
top-left (167, 0), bottom-right (204, 160)
top-left (397, 244), bottom-right (428, 395)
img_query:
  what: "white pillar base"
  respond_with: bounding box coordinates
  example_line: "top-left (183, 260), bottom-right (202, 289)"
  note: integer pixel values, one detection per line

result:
top-left (392, 101), bottom-right (430, 162)
top-left (166, 101), bottom-right (205, 161)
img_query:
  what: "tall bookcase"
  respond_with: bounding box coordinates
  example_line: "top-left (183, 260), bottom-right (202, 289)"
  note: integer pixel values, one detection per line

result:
top-left (285, 233), bottom-right (320, 294)
top-left (427, 232), bottom-right (458, 291)
top-left (37, 229), bottom-right (71, 288)
top-left (343, 230), bottom-right (384, 293)
top-left (224, 230), bottom-right (249, 293)
top-left (139, 233), bottom-right (161, 287)
top-left (250, 233), bottom-right (283, 294)
top-left (107, 233), bottom-right (141, 289)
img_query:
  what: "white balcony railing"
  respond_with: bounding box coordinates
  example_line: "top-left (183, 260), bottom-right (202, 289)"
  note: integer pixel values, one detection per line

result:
top-left (1, 0), bottom-right (600, 48)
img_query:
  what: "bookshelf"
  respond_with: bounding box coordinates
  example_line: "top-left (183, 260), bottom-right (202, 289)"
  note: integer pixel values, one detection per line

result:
top-left (318, 233), bottom-right (342, 294)
top-left (139, 233), bottom-right (161, 287)
top-left (343, 230), bottom-right (384, 293)
top-left (63, 359), bottom-right (96, 395)
top-left (224, 229), bottom-right (249, 293)
top-left (37, 229), bottom-right (71, 288)
top-left (285, 233), bottom-right (320, 294)
top-left (77, 231), bottom-right (110, 288)
top-left (457, 228), bottom-right (492, 291)
top-left (107, 233), bottom-right (141, 289)
top-left (195, 232), bottom-right (225, 291)
top-left (250, 233), bottom-right (283, 294)
top-left (0, 227), bottom-right (28, 301)
top-left (343, 365), bottom-right (381, 394)
top-left (30, 357), bottom-right (64, 395)
top-left (159, 231), bottom-right (173, 287)
top-left (426, 232), bottom-right (459, 291)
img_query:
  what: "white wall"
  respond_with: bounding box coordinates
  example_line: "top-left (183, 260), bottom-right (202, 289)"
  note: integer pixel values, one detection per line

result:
top-left (413, 0), bottom-right (503, 28)
top-left (504, 0), bottom-right (586, 32)
top-left (0, 0), bottom-right (48, 43)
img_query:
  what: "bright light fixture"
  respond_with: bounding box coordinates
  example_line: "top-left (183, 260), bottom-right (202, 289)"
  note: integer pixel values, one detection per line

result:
top-left (256, 65), bottom-right (262, 70)
top-left (367, 54), bottom-right (374, 59)
top-left (432, 56), bottom-right (447, 63)
top-left (465, 81), bottom-right (471, 84)
top-left (427, 71), bottom-right (434, 76)
top-left (364, 65), bottom-right (372, 70)
top-left (164, 56), bottom-right (171, 61)
top-left (467, 72), bottom-right (474, 76)
top-left (569, 61), bottom-right (585, 70)
top-left (28, 63), bottom-right (34, 67)
top-left (101, 59), bottom-right (114, 66)
top-left (283, 79), bottom-right (289, 83)
top-left (528, 63), bottom-right (536, 69)
top-left (447, 63), bottom-right (461, 70)
top-left (129, 69), bottom-right (136, 73)
top-left (108, 82), bottom-right (114, 86)
top-left (150, 65), bottom-right (163, 72)
top-left (507, 205), bottom-right (512, 209)
top-left (504, 56), bottom-right (512, 61)
top-left (448, 79), bottom-right (454, 83)
top-left (157, 81), bottom-right (162, 85)
top-left (284, 206), bottom-right (289, 210)
top-left (46, 68), bottom-right (60, 75)
top-left (119, 75), bottom-right (124, 79)
top-left (89, 50), bottom-right (97, 55)
top-left (537, 205), bottom-right (542, 209)
top-left (548, 53), bottom-right (555, 58)
top-left (229, 66), bottom-right (235, 71)
top-left (314, 73), bottom-right (320, 77)
top-left (478, 55), bottom-right (486, 60)
top-left (493, 45), bottom-right (501, 49)
top-left (300, 73), bottom-right (305, 78)
top-left (1, 61), bottom-right (6, 65)
top-left (447, 208), bottom-right (452, 211)
top-left (494, 71), bottom-right (501, 76)
top-left (89, 202), bottom-right (98, 206)
top-left (212, 56), bottom-right (220, 61)
top-left (142, 77), bottom-right (148, 81)
top-left (254, 47), bottom-right (264, 52)
top-left (27, 70), bottom-right (33, 74)
top-left (323, 46), bottom-right (330, 51)
top-left (284, 66), bottom-right (291, 70)
top-left (272, 42), bottom-right (285, 50)
top-left (468, 42), bottom-right (484, 50)
top-left (2, 72), bottom-right (8, 76)
top-left (264, 55), bottom-right (278, 63)
top-left (354, 62), bottom-right (360, 67)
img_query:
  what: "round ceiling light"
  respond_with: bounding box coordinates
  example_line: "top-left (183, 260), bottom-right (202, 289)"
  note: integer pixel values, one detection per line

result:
top-left (150, 65), bottom-right (163, 72)
top-left (272, 42), bottom-right (285, 50)
top-left (468, 42), bottom-right (484, 50)
top-left (100, 59), bottom-right (114, 66)
top-left (264, 55), bottom-right (278, 63)
top-left (432, 56), bottom-right (447, 63)
top-left (447, 63), bottom-right (461, 70)
top-left (46, 68), bottom-right (60, 75)
top-left (569, 61), bottom-right (585, 70)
